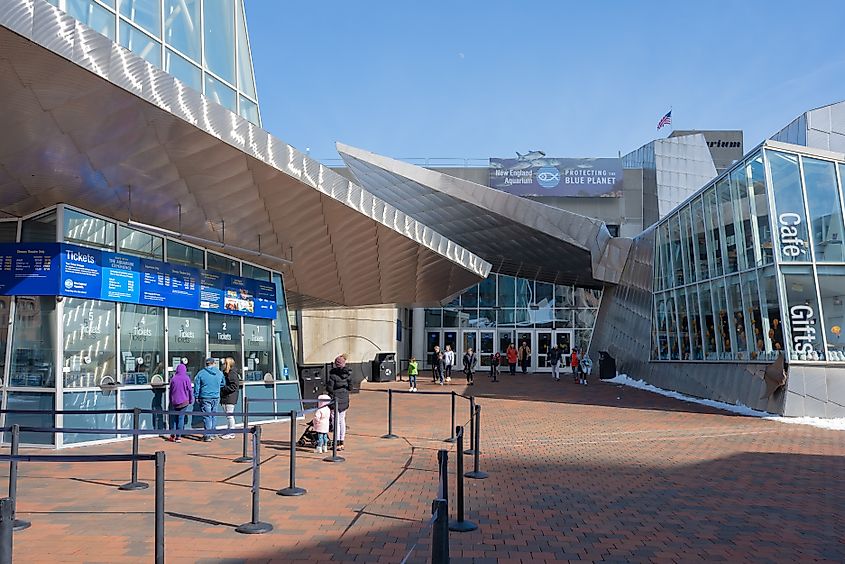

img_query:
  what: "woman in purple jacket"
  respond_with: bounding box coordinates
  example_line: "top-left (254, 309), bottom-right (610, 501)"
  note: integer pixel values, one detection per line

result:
top-left (168, 363), bottom-right (194, 443)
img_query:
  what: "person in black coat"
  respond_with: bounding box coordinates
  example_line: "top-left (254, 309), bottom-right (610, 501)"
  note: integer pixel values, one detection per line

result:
top-left (326, 354), bottom-right (351, 450)
top-left (220, 357), bottom-right (241, 439)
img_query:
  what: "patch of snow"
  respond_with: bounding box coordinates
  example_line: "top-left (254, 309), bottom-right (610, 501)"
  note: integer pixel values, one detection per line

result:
top-left (607, 374), bottom-right (845, 431)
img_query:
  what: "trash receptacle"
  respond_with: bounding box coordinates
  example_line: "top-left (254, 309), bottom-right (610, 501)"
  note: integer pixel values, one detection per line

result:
top-left (298, 365), bottom-right (326, 399)
top-left (598, 351), bottom-right (616, 380)
top-left (370, 353), bottom-right (396, 383)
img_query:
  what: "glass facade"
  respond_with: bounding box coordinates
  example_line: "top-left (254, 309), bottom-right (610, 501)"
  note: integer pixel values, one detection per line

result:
top-left (652, 148), bottom-right (845, 363)
top-left (49, 0), bottom-right (260, 124)
top-left (424, 273), bottom-right (602, 369)
top-left (0, 205), bottom-right (298, 445)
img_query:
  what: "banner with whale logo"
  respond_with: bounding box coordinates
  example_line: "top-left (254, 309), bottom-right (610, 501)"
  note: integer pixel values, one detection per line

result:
top-left (489, 154), bottom-right (623, 197)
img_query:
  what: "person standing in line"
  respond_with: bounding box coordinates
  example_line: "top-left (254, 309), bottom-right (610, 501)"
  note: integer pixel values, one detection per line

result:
top-left (219, 357), bottom-right (240, 439)
top-left (444, 345), bottom-right (455, 383)
top-left (168, 363), bottom-right (193, 443)
top-left (490, 351), bottom-right (501, 382)
top-left (580, 353), bottom-right (592, 385)
top-left (570, 348), bottom-right (580, 383)
top-left (312, 394), bottom-right (331, 454)
top-left (549, 345), bottom-right (562, 381)
top-left (506, 344), bottom-right (518, 375)
top-left (194, 358), bottom-right (225, 442)
top-left (518, 341), bottom-right (531, 374)
top-left (431, 345), bottom-right (442, 383)
top-left (326, 354), bottom-right (351, 451)
top-left (462, 348), bottom-right (477, 386)
top-left (408, 356), bottom-right (418, 392)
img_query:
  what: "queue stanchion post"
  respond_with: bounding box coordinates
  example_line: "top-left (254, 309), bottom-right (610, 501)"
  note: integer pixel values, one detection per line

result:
top-left (154, 451), bottom-right (165, 564)
top-left (381, 388), bottom-right (398, 439)
top-left (431, 498), bottom-right (449, 564)
top-left (236, 426), bottom-right (273, 534)
top-left (449, 426), bottom-right (478, 532)
top-left (324, 399), bottom-right (345, 463)
top-left (0, 498), bottom-right (13, 564)
top-left (465, 404), bottom-right (488, 480)
top-left (234, 397), bottom-right (253, 463)
top-left (464, 397), bottom-right (476, 456)
top-left (119, 408), bottom-right (149, 491)
top-left (437, 449), bottom-right (448, 506)
top-left (277, 410), bottom-right (306, 496)
top-left (444, 391), bottom-right (456, 443)
top-left (8, 425), bottom-right (30, 532)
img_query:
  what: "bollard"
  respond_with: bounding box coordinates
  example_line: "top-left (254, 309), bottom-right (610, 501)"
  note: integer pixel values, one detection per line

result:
top-left (8, 426), bottom-right (30, 531)
top-left (436, 449), bottom-right (448, 505)
top-left (465, 405), bottom-right (488, 480)
top-left (154, 451), bottom-right (165, 564)
top-left (277, 410), bottom-right (306, 496)
top-left (381, 389), bottom-right (399, 439)
top-left (431, 498), bottom-right (449, 564)
top-left (324, 399), bottom-right (346, 463)
top-left (236, 426), bottom-right (273, 534)
top-left (119, 408), bottom-right (149, 491)
top-left (448, 427), bottom-right (478, 532)
top-left (234, 397), bottom-right (253, 463)
top-left (444, 392), bottom-right (456, 443)
top-left (464, 397), bottom-right (476, 456)
top-left (0, 498), bottom-right (13, 564)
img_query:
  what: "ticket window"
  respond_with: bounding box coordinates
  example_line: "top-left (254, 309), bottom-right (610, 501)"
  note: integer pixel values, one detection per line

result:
top-left (208, 313), bottom-right (242, 371)
top-left (119, 304), bottom-right (165, 385)
top-left (62, 298), bottom-right (116, 389)
top-left (244, 318), bottom-right (272, 381)
top-left (167, 308), bottom-right (206, 379)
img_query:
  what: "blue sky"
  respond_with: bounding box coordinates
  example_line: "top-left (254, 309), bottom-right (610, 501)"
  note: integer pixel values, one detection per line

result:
top-left (245, 1), bottom-right (845, 163)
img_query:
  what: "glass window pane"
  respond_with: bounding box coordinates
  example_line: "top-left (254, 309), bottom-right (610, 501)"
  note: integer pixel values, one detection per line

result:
top-left (781, 266), bottom-right (821, 360)
top-left (676, 288), bottom-right (690, 360)
top-left (497, 275), bottom-right (515, 308)
top-left (167, 308), bottom-right (205, 378)
top-left (6, 393), bottom-right (54, 445)
top-left (119, 21), bottom-right (161, 66)
top-left (117, 225), bottom-right (163, 259)
top-left (655, 294), bottom-right (668, 359)
top-left (742, 271), bottom-right (765, 360)
top-left (554, 309), bottom-right (572, 329)
top-left (63, 208), bottom-right (115, 250)
top-left (478, 277), bottom-right (495, 307)
top-left (475, 308), bottom-right (495, 328)
top-left (204, 0), bottom-right (235, 84)
top-left (669, 216), bottom-right (684, 286)
top-left (700, 283), bottom-right (716, 360)
top-left (748, 154), bottom-right (773, 266)
top-left (442, 309), bottom-right (460, 328)
top-left (204, 73), bottom-right (237, 113)
top-left (235, 0), bottom-right (256, 98)
top-left (758, 266), bottom-right (783, 357)
top-left (818, 266), bottom-right (845, 362)
top-left (803, 158), bottom-right (845, 262)
top-left (461, 284), bottom-right (478, 308)
top-left (688, 287), bottom-right (703, 360)
top-left (20, 211), bottom-right (56, 243)
top-left (768, 151), bottom-right (810, 262)
top-left (206, 252), bottom-right (239, 275)
top-left (730, 164), bottom-right (754, 271)
top-left (713, 279), bottom-right (730, 359)
top-left (242, 263), bottom-right (270, 281)
top-left (67, 0), bottom-right (115, 40)
top-left (727, 275), bottom-right (748, 358)
top-left (703, 188), bottom-right (723, 277)
top-left (119, 0), bottom-right (160, 36)
top-left (680, 206), bottom-right (695, 283)
top-left (119, 304), bottom-right (165, 385)
top-left (575, 288), bottom-right (602, 308)
top-left (165, 49), bottom-right (201, 92)
top-left (515, 278), bottom-right (532, 308)
top-left (244, 318), bottom-right (272, 381)
top-left (716, 177), bottom-right (737, 273)
top-left (555, 285), bottom-right (574, 307)
top-left (0, 222), bottom-right (16, 242)
top-left (164, 0), bottom-right (200, 61)
top-left (238, 96), bottom-right (259, 124)
top-left (62, 298), bottom-right (116, 388)
top-left (424, 309), bottom-right (441, 328)
top-left (207, 313), bottom-right (241, 368)
top-left (535, 282), bottom-right (554, 307)
top-left (9, 296), bottom-right (57, 388)
top-left (0, 297), bottom-right (10, 377)
top-left (166, 240), bottom-right (204, 268)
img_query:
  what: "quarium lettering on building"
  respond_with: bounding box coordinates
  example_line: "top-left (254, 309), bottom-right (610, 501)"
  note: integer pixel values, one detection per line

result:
top-left (489, 153), bottom-right (623, 197)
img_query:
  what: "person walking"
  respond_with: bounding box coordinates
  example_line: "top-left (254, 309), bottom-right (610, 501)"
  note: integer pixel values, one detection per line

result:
top-left (570, 348), bottom-right (580, 383)
top-left (194, 358), bottom-right (225, 442)
top-left (312, 394), bottom-right (332, 454)
top-left (168, 363), bottom-right (193, 443)
top-left (326, 354), bottom-right (351, 451)
top-left (519, 341), bottom-right (531, 374)
top-left (443, 345), bottom-right (455, 383)
top-left (219, 357), bottom-right (240, 439)
top-left (506, 344), bottom-right (518, 375)
top-left (580, 353), bottom-right (592, 385)
top-left (490, 351), bottom-right (501, 382)
top-left (408, 356), bottom-right (418, 392)
top-left (431, 345), bottom-right (442, 383)
top-left (549, 345), bottom-right (562, 381)
top-left (462, 348), bottom-right (477, 386)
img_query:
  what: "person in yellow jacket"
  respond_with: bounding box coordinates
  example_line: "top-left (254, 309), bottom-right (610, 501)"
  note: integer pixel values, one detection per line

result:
top-left (408, 357), bottom-right (418, 392)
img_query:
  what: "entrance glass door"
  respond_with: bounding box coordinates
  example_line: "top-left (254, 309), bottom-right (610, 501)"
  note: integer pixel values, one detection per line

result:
top-left (479, 331), bottom-right (494, 367)
top-left (517, 331), bottom-right (532, 371)
top-left (555, 330), bottom-right (572, 365)
top-left (426, 331), bottom-right (441, 369)
top-left (536, 331), bottom-right (552, 371)
top-left (461, 331), bottom-right (477, 362)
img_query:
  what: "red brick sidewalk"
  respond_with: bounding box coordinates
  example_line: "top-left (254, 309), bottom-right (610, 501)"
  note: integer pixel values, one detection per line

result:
top-left (5, 372), bottom-right (845, 563)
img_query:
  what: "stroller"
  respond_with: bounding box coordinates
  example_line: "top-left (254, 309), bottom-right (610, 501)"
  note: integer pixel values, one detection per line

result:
top-left (296, 413), bottom-right (335, 449)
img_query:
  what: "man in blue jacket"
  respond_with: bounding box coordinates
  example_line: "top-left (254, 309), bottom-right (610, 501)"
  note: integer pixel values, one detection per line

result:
top-left (194, 358), bottom-right (225, 441)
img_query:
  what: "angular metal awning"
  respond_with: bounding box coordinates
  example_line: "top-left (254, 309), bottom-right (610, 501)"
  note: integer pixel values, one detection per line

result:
top-left (0, 0), bottom-right (490, 308)
top-left (337, 143), bottom-right (631, 288)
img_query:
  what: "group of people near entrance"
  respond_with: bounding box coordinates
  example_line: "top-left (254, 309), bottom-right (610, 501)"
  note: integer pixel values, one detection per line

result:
top-left (166, 354), bottom-right (352, 453)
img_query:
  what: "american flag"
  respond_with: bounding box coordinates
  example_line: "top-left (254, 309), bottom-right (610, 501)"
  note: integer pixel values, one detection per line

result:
top-left (657, 110), bottom-right (672, 130)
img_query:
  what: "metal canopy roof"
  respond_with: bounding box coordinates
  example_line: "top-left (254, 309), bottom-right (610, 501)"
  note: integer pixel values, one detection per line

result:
top-left (0, 0), bottom-right (490, 309)
top-left (337, 143), bottom-right (630, 288)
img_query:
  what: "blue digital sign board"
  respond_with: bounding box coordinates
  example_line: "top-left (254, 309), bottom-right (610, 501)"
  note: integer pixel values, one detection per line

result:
top-left (0, 243), bottom-right (276, 319)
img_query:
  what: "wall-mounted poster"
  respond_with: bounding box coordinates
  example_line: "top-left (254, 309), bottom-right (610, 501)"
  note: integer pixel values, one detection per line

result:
top-left (489, 153), bottom-right (623, 197)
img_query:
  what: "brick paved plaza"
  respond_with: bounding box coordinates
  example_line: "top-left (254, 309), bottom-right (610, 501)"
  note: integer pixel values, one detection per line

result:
top-left (5, 372), bottom-right (845, 563)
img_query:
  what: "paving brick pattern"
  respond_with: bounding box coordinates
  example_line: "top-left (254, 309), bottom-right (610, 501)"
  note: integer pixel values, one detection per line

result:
top-left (5, 372), bottom-right (845, 563)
